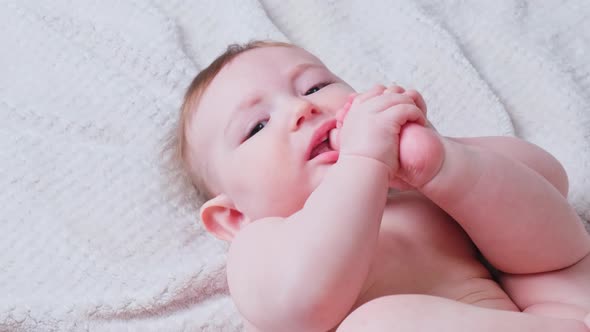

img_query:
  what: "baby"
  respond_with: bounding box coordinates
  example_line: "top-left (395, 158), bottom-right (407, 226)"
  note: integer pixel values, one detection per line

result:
top-left (178, 40), bottom-right (590, 331)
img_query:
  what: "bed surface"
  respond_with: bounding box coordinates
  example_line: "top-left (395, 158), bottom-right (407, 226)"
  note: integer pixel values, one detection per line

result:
top-left (1, 1), bottom-right (589, 330)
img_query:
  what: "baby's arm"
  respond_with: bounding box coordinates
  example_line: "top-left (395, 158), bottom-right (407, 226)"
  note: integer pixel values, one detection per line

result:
top-left (227, 88), bottom-right (425, 332)
top-left (229, 156), bottom-right (389, 332)
top-left (405, 126), bottom-right (590, 274)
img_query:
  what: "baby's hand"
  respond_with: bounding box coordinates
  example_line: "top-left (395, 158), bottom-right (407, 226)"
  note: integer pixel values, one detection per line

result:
top-left (377, 85), bottom-right (444, 189)
top-left (336, 84), bottom-right (426, 175)
top-left (332, 85), bottom-right (429, 146)
top-left (332, 85), bottom-right (443, 189)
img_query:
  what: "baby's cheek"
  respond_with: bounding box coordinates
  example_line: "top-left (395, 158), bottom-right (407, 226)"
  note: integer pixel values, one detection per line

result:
top-left (325, 86), bottom-right (355, 115)
top-left (237, 168), bottom-right (288, 214)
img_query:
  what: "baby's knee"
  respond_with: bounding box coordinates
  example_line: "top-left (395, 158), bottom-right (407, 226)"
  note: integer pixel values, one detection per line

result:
top-left (336, 294), bottom-right (437, 332)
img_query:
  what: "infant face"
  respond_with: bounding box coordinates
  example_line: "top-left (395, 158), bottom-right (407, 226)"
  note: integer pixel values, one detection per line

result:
top-left (189, 46), bottom-right (354, 220)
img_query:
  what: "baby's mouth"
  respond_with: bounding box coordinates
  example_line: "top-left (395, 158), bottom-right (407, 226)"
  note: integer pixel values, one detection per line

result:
top-left (309, 136), bottom-right (332, 160)
top-left (308, 128), bottom-right (338, 160)
top-left (306, 120), bottom-right (339, 161)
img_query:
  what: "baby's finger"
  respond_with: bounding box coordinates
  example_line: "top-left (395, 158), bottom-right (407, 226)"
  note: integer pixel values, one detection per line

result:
top-left (335, 93), bottom-right (356, 127)
top-left (353, 84), bottom-right (386, 104)
top-left (360, 92), bottom-right (416, 115)
top-left (405, 89), bottom-right (427, 116)
top-left (329, 126), bottom-right (340, 151)
top-left (384, 84), bottom-right (405, 94)
top-left (386, 104), bottom-right (427, 128)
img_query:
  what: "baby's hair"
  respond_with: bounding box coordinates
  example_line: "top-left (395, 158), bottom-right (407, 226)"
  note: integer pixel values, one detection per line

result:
top-left (177, 40), bottom-right (295, 200)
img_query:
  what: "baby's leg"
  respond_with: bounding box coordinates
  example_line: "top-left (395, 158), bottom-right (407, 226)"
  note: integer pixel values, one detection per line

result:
top-left (501, 251), bottom-right (590, 322)
top-left (399, 126), bottom-right (590, 274)
top-left (337, 294), bottom-right (589, 332)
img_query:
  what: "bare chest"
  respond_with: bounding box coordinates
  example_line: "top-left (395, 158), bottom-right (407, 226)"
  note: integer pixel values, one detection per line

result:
top-left (353, 191), bottom-right (492, 308)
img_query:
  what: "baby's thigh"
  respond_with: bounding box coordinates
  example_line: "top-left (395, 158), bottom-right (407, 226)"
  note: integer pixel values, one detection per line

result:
top-left (336, 294), bottom-right (590, 332)
top-left (500, 251), bottom-right (590, 320)
top-left (337, 294), bottom-right (501, 332)
top-left (336, 295), bottom-right (440, 332)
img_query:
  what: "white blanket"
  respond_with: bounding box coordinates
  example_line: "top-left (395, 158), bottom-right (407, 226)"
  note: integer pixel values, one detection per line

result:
top-left (1, 0), bottom-right (589, 330)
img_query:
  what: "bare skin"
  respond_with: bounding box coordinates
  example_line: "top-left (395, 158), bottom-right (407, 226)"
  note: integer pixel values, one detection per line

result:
top-left (187, 46), bottom-right (590, 331)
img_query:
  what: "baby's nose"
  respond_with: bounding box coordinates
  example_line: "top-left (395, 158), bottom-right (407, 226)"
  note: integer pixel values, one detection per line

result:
top-left (290, 102), bottom-right (318, 130)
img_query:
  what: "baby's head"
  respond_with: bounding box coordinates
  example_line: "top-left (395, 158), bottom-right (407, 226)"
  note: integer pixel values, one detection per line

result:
top-left (179, 40), bottom-right (354, 240)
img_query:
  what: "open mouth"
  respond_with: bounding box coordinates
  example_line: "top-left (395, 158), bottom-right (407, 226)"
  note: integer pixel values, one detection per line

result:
top-left (307, 120), bottom-right (338, 161)
top-left (309, 135), bottom-right (333, 160)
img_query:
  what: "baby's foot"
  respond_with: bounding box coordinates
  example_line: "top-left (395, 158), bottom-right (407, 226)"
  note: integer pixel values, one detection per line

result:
top-left (396, 123), bottom-right (444, 189)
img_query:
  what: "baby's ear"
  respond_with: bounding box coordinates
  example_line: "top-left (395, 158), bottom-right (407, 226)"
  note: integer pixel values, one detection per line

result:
top-left (200, 194), bottom-right (251, 241)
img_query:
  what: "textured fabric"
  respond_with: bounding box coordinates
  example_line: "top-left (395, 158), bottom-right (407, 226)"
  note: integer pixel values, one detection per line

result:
top-left (1, 0), bottom-right (588, 330)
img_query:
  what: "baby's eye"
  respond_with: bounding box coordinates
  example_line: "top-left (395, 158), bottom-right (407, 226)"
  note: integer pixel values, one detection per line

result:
top-left (245, 120), bottom-right (268, 140)
top-left (304, 82), bottom-right (331, 96)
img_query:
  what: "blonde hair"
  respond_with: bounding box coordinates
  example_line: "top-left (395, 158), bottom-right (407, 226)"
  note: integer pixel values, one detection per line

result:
top-left (177, 40), bottom-right (295, 200)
